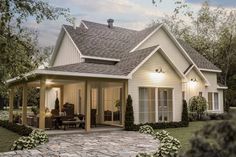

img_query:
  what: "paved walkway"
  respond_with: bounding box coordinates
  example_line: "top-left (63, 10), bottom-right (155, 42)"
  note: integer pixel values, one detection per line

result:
top-left (0, 131), bottom-right (159, 157)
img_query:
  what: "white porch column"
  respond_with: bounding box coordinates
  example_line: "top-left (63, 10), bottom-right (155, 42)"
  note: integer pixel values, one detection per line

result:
top-left (9, 88), bottom-right (14, 123)
top-left (122, 81), bottom-right (128, 126)
top-left (39, 78), bottom-right (46, 129)
top-left (22, 84), bottom-right (28, 125)
top-left (85, 80), bottom-right (91, 132)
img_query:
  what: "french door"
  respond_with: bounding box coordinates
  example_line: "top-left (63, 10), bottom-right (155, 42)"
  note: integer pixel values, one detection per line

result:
top-left (158, 88), bottom-right (173, 122)
top-left (139, 87), bottom-right (173, 123)
top-left (102, 86), bottom-right (122, 125)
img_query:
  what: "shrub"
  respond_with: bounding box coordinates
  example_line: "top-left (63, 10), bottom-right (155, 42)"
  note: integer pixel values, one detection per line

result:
top-left (180, 115), bottom-right (236, 157)
top-left (182, 100), bottom-right (189, 126)
top-left (11, 129), bottom-right (48, 150)
top-left (125, 95), bottom-right (134, 131)
top-left (132, 121), bottom-right (188, 131)
top-left (153, 130), bottom-right (169, 141)
top-left (188, 112), bottom-right (199, 121)
top-left (157, 135), bottom-right (181, 157)
top-left (189, 96), bottom-right (207, 119)
top-left (138, 125), bottom-right (181, 157)
top-left (139, 125), bottom-right (154, 135)
top-left (0, 120), bottom-right (33, 136)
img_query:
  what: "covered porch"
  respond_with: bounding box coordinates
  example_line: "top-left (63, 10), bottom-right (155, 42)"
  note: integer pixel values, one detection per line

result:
top-left (8, 74), bottom-right (128, 132)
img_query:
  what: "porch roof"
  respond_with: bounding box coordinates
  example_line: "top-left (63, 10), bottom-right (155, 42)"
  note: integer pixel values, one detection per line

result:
top-left (7, 45), bottom-right (159, 85)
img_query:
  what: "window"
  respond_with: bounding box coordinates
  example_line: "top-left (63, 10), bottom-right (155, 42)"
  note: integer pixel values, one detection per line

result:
top-left (182, 91), bottom-right (185, 100)
top-left (208, 92), bottom-right (213, 110)
top-left (214, 93), bottom-right (219, 110)
top-left (208, 92), bottom-right (219, 111)
top-left (139, 88), bottom-right (156, 123)
top-left (199, 92), bottom-right (202, 97)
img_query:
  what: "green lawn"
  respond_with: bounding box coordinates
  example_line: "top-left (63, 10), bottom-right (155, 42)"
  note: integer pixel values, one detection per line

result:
top-left (156, 121), bottom-right (220, 151)
top-left (0, 127), bottom-right (20, 152)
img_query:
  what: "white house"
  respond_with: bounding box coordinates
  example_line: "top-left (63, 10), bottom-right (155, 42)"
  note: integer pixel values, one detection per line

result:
top-left (7, 19), bottom-right (227, 131)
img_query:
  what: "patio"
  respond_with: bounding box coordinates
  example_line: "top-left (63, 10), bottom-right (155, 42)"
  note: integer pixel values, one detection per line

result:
top-left (0, 131), bottom-right (159, 157)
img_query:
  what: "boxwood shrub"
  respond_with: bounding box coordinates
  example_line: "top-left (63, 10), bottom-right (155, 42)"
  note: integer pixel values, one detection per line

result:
top-left (0, 120), bottom-right (32, 136)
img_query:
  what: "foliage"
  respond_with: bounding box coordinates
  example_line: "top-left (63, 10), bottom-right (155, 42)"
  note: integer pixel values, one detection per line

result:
top-left (182, 100), bottom-right (189, 126)
top-left (31, 106), bottom-right (39, 115)
top-left (0, 120), bottom-right (32, 136)
top-left (153, 130), bottom-right (169, 141)
top-left (180, 115), bottom-right (236, 157)
top-left (125, 95), bottom-right (134, 131)
top-left (0, 0), bottom-right (71, 95)
top-left (138, 125), bottom-right (181, 157)
top-left (55, 97), bottom-right (60, 111)
top-left (160, 1), bottom-right (236, 107)
top-left (189, 112), bottom-right (230, 122)
top-left (139, 125), bottom-right (154, 135)
top-left (11, 129), bottom-right (48, 150)
top-left (131, 121), bottom-right (188, 131)
top-left (189, 96), bottom-right (207, 118)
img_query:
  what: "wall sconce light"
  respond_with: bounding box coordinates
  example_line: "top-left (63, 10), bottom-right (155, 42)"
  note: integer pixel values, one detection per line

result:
top-left (190, 78), bottom-right (197, 82)
top-left (155, 67), bottom-right (165, 73)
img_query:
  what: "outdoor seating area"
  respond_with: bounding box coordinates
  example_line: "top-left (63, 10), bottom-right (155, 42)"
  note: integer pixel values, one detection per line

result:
top-left (26, 103), bottom-right (86, 130)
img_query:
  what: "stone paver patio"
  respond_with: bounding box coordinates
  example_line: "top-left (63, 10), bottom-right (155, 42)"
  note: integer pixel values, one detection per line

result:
top-left (0, 131), bottom-right (159, 157)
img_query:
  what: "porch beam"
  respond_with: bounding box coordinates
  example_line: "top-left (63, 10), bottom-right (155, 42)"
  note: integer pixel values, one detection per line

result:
top-left (22, 84), bottom-right (28, 125)
top-left (9, 88), bottom-right (14, 123)
top-left (85, 80), bottom-right (91, 132)
top-left (39, 78), bottom-right (46, 129)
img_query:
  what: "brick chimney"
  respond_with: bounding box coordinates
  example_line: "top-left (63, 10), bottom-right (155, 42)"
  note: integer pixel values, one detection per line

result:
top-left (107, 19), bottom-right (114, 28)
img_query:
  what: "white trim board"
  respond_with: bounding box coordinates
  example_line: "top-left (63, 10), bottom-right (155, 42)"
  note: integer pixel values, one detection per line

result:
top-left (199, 68), bottom-right (222, 73)
top-left (81, 56), bottom-right (120, 62)
top-left (130, 24), bottom-right (163, 53)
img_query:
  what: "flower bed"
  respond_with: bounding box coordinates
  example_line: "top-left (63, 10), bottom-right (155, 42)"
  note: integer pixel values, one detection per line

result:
top-left (0, 120), bottom-right (32, 136)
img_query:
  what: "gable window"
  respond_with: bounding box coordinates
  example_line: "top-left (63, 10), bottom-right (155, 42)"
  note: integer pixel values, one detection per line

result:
top-left (199, 92), bottom-right (202, 97)
top-left (208, 92), bottom-right (219, 111)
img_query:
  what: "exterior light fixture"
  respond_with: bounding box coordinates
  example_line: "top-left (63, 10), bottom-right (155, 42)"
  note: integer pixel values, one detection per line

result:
top-left (155, 67), bottom-right (165, 73)
top-left (190, 78), bottom-right (197, 82)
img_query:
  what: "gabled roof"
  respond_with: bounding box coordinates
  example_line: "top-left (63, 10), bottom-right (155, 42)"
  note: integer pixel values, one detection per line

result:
top-left (63, 21), bottom-right (159, 59)
top-left (61, 20), bottom-right (220, 72)
top-left (46, 45), bottom-right (159, 76)
top-left (177, 39), bottom-right (221, 71)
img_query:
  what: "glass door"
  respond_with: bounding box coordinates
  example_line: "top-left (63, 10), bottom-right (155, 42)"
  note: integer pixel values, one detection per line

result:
top-left (158, 88), bottom-right (173, 122)
top-left (102, 84), bottom-right (122, 125)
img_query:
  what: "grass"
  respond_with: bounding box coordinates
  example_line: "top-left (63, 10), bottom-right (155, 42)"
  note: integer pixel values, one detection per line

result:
top-left (156, 120), bottom-right (220, 151)
top-left (0, 127), bottom-right (20, 152)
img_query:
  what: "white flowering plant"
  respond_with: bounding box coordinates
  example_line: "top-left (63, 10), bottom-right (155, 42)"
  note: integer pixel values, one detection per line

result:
top-left (11, 129), bottom-right (48, 150)
top-left (137, 125), bottom-right (181, 157)
top-left (139, 125), bottom-right (155, 135)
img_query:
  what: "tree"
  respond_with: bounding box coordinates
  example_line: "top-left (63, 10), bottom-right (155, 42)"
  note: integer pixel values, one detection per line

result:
top-left (182, 100), bottom-right (189, 126)
top-left (125, 95), bottom-right (134, 131)
top-left (0, 0), bottom-right (71, 95)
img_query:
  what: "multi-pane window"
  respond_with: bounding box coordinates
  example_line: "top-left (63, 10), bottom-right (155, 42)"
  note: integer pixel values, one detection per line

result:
top-left (139, 88), bottom-right (156, 123)
top-left (208, 92), bottom-right (219, 111)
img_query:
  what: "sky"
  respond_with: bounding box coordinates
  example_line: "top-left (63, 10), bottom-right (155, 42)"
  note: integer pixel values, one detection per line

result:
top-left (28, 0), bottom-right (236, 47)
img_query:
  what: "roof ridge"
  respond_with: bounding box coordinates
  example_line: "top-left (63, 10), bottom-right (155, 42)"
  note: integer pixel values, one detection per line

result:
top-left (81, 20), bottom-right (139, 32)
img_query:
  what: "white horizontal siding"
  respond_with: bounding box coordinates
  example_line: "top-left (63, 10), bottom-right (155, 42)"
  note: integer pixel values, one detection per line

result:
top-left (184, 70), bottom-right (224, 113)
top-left (137, 28), bottom-right (190, 73)
top-left (53, 33), bottom-right (81, 66)
top-left (128, 51), bottom-right (182, 124)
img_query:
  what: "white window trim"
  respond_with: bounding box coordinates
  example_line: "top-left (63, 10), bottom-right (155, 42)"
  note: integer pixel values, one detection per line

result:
top-left (207, 92), bottom-right (220, 112)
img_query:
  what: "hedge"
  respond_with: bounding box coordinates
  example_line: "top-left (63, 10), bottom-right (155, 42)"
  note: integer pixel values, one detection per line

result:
top-left (130, 121), bottom-right (188, 131)
top-left (0, 120), bottom-right (33, 136)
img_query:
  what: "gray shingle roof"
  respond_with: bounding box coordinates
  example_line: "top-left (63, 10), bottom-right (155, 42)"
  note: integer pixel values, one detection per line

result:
top-left (47, 45), bottom-right (159, 76)
top-left (64, 21), bottom-right (159, 59)
top-left (59, 20), bottom-right (220, 76)
top-left (177, 39), bottom-right (220, 71)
